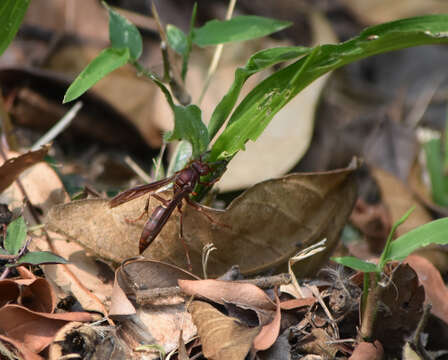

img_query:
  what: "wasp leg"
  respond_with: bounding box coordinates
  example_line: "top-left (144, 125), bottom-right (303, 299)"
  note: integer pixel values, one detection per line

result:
top-left (126, 194), bottom-right (169, 223)
top-left (177, 202), bottom-right (192, 271)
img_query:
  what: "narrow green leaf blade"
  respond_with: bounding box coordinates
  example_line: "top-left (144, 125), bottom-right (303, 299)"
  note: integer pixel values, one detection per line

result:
top-left (387, 218), bottom-right (448, 262)
top-left (423, 138), bottom-right (448, 206)
top-left (332, 257), bottom-right (379, 273)
top-left (10, 251), bottom-right (68, 266)
top-left (193, 15), bottom-right (291, 47)
top-left (167, 105), bottom-right (209, 157)
top-left (167, 24), bottom-right (188, 55)
top-left (379, 206), bottom-right (414, 269)
top-left (210, 14), bottom-right (448, 161)
top-left (104, 2), bottom-right (142, 60)
top-left (0, 0), bottom-right (31, 56)
top-left (208, 46), bottom-right (311, 139)
top-left (5, 216), bottom-right (27, 255)
top-left (63, 47), bottom-right (130, 103)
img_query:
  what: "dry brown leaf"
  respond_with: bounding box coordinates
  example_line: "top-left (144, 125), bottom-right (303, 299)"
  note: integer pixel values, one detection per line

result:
top-left (47, 163), bottom-right (357, 276)
top-left (0, 276), bottom-right (55, 314)
top-left (349, 340), bottom-right (384, 360)
top-left (0, 149), bottom-right (69, 216)
top-left (253, 291), bottom-right (281, 351)
top-left (300, 328), bottom-right (340, 358)
top-left (24, 0), bottom-right (109, 43)
top-left (372, 167), bottom-right (431, 236)
top-left (279, 298), bottom-right (316, 310)
top-left (373, 263), bottom-right (425, 354)
top-left (0, 149), bottom-right (109, 314)
top-left (177, 330), bottom-right (189, 360)
top-left (110, 259), bottom-right (199, 316)
top-left (343, 0), bottom-right (448, 24)
top-left (110, 259), bottom-right (199, 355)
top-left (0, 334), bottom-right (44, 360)
top-left (0, 304), bottom-right (94, 353)
top-left (36, 233), bottom-right (114, 314)
top-left (189, 300), bottom-right (260, 360)
top-left (0, 280), bottom-right (20, 308)
top-left (0, 145), bottom-right (50, 192)
top-left (405, 254), bottom-right (448, 325)
top-left (178, 279), bottom-right (276, 311)
top-left (350, 198), bottom-right (391, 254)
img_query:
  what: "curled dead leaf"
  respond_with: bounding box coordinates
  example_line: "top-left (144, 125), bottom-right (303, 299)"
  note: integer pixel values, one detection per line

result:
top-left (0, 276), bottom-right (55, 313)
top-left (110, 259), bottom-right (199, 316)
top-left (405, 254), bottom-right (448, 325)
top-left (110, 259), bottom-right (199, 355)
top-left (189, 300), bottom-right (260, 360)
top-left (253, 291), bottom-right (281, 351)
top-left (178, 279), bottom-right (276, 310)
top-left (0, 304), bottom-right (94, 354)
top-left (279, 298), bottom-right (316, 310)
top-left (0, 334), bottom-right (43, 360)
top-left (0, 145), bottom-right (50, 193)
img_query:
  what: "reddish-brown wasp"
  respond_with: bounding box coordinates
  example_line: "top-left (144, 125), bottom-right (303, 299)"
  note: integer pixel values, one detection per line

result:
top-left (109, 158), bottom-right (222, 267)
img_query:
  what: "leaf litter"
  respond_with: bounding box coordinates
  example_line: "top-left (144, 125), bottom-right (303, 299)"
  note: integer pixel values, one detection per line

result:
top-left (4, 2), bottom-right (448, 358)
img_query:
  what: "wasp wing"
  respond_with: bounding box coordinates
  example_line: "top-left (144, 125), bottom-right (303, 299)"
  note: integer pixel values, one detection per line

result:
top-left (109, 176), bottom-right (174, 208)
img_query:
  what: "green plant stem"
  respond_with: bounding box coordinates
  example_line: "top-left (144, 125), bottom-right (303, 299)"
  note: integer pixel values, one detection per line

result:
top-left (378, 206), bottom-right (414, 270)
top-left (182, 3), bottom-right (197, 82)
top-left (0, 238), bottom-right (31, 280)
top-left (424, 138), bottom-right (448, 206)
top-left (131, 60), bottom-right (175, 109)
top-left (358, 273), bottom-right (380, 342)
top-left (444, 108), bottom-right (448, 172)
top-left (361, 272), bottom-right (369, 314)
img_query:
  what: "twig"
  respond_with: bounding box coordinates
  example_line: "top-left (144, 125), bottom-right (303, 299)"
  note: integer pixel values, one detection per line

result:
top-left (0, 238), bottom-right (31, 280)
top-left (410, 303), bottom-right (432, 360)
top-left (306, 284), bottom-right (340, 340)
top-left (31, 101), bottom-right (82, 150)
top-left (135, 273), bottom-right (291, 305)
top-left (153, 141), bottom-right (166, 181)
top-left (124, 155), bottom-right (152, 183)
top-left (197, 0), bottom-right (237, 105)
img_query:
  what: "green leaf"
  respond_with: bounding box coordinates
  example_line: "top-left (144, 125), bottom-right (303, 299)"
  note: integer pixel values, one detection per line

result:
top-left (331, 256), bottom-right (379, 273)
top-left (167, 105), bottom-right (209, 157)
top-left (167, 24), bottom-right (188, 55)
top-left (104, 2), bottom-right (142, 60)
top-left (423, 138), bottom-right (448, 206)
top-left (63, 47), bottom-right (130, 103)
top-left (0, 0), bottom-right (31, 56)
top-left (386, 218), bottom-right (448, 262)
top-left (10, 251), bottom-right (68, 266)
top-left (167, 141), bottom-right (193, 176)
top-left (378, 206), bottom-right (414, 269)
top-left (5, 216), bottom-right (27, 255)
top-left (181, 3), bottom-right (197, 81)
top-left (193, 15), bottom-right (291, 47)
top-left (208, 46), bottom-right (311, 139)
top-left (209, 14), bottom-right (448, 161)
